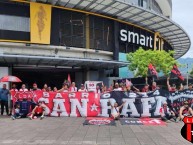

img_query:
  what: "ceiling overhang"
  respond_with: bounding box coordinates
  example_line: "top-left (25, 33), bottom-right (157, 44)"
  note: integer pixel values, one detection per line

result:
top-left (0, 54), bottom-right (129, 69)
top-left (12, 0), bottom-right (191, 59)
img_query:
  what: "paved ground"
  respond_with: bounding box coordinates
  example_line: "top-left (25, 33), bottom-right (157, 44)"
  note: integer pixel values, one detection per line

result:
top-left (0, 116), bottom-right (192, 145)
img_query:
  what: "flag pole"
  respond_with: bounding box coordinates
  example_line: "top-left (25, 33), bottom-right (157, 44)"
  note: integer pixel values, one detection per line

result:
top-left (187, 63), bottom-right (189, 87)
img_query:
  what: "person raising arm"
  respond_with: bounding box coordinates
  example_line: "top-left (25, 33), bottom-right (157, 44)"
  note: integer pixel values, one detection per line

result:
top-left (108, 100), bottom-right (126, 120)
top-left (178, 100), bottom-right (193, 120)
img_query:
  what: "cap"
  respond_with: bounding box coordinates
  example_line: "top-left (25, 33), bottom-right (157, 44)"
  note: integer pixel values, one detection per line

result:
top-left (184, 100), bottom-right (189, 104)
top-left (81, 84), bottom-right (84, 87)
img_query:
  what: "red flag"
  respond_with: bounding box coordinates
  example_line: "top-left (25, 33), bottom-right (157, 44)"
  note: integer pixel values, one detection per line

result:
top-left (67, 74), bottom-right (71, 84)
top-left (148, 63), bottom-right (158, 79)
top-left (170, 64), bottom-right (184, 81)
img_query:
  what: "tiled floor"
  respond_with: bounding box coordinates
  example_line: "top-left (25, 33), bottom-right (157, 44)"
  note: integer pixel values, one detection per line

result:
top-left (0, 116), bottom-right (191, 145)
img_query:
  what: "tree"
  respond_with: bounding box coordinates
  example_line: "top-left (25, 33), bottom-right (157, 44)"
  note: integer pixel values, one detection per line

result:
top-left (126, 48), bottom-right (178, 77)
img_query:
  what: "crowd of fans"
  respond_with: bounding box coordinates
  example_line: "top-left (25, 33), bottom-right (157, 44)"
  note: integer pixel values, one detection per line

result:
top-left (0, 77), bottom-right (193, 122)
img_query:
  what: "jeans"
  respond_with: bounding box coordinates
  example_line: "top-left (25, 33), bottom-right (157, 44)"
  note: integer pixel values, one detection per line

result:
top-left (1, 100), bottom-right (8, 115)
top-left (13, 113), bottom-right (21, 118)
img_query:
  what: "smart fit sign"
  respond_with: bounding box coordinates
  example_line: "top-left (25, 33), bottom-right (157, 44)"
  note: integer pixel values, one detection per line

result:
top-left (120, 29), bottom-right (165, 51)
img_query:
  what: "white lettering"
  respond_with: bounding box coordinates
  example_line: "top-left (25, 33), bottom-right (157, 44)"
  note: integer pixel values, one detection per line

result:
top-left (99, 99), bottom-right (116, 117)
top-left (51, 99), bottom-right (68, 117)
top-left (121, 99), bottom-right (140, 117)
top-left (140, 34), bottom-right (145, 46)
top-left (120, 29), bottom-right (127, 41)
top-left (70, 99), bottom-right (88, 117)
top-left (141, 97), bottom-right (155, 117)
top-left (128, 31), bottom-right (139, 44)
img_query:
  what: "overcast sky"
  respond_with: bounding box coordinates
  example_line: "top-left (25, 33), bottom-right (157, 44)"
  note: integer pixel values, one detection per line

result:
top-left (172, 0), bottom-right (193, 58)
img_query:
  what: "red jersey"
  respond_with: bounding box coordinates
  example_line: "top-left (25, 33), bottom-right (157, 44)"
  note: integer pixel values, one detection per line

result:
top-left (142, 88), bottom-right (149, 92)
top-left (35, 106), bottom-right (43, 114)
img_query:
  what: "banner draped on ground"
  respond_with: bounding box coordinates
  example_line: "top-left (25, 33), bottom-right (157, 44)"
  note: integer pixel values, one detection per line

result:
top-left (11, 89), bottom-right (193, 117)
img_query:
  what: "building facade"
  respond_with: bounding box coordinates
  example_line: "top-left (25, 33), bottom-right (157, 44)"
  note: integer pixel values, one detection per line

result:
top-left (0, 0), bottom-right (190, 88)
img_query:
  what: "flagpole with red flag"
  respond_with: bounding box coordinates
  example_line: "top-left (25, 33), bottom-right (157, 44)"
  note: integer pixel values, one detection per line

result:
top-left (67, 74), bottom-right (71, 84)
top-left (170, 64), bottom-right (184, 81)
top-left (148, 63), bottom-right (158, 81)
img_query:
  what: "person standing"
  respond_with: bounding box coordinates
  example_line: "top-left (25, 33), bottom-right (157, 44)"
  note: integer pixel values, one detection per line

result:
top-left (69, 82), bottom-right (77, 92)
top-left (31, 83), bottom-right (41, 91)
top-left (10, 84), bottom-right (18, 115)
top-left (0, 84), bottom-right (10, 115)
top-left (19, 84), bottom-right (28, 92)
top-left (78, 84), bottom-right (87, 92)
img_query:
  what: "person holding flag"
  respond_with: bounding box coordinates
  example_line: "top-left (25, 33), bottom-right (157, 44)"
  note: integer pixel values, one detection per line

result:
top-left (148, 63), bottom-right (158, 80)
top-left (167, 77), bottom-right (177, 93)
top-left (170, 64), bottom-right (184, 81)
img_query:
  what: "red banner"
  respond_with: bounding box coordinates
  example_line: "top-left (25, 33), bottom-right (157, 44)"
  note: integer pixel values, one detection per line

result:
top-left (11, 91), bottom-right (100, 117)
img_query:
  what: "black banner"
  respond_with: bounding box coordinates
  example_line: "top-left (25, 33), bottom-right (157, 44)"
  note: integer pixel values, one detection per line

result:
top-left (100, 89), bottom-right (193, 118)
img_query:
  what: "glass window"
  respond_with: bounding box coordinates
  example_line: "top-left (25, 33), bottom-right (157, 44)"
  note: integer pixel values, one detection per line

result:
top-left (59, 10), bottom-right (86, 48)
top-left (89, 15), bottom-right (114, 52)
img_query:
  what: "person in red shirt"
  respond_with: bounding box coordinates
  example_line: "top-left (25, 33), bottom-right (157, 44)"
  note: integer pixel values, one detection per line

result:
top-left (53, 87), bottom-right (58, 92)
top-left (151, 82), bottom-right (159, 91)
top-left (29, 101), bottom-right (46, 120)
top-left (58, 83), bottom-right (69, 92)
top-left (78, 84), bottom-right (87, 92)
top-left (178, 100), bottom-right (193, 120)
top-left (159, 102), bottom-right (177, 123)
top-left (167, 77), bottom-right (177, 92)
top-left (19, 84), bottom-right (28, 92)
top-left (142, 84), bottom-right (149, 92)
top-left (42, 84), bottom-right (48, 92)
top-left (31, 83), bottom-right (41, 91)
top-left (10, 84), bottom-right (18, 115)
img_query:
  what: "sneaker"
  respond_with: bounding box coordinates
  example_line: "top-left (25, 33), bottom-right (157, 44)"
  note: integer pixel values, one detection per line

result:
top-left (40, 116), bottom-right (44, 120)
top-left (16, 116), bottom-right (21, 119)
top-left (11, 116), bottom-right (15, 120)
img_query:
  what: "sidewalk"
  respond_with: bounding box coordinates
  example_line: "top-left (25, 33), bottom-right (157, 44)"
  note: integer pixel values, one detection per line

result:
top-left (0, 116), bottom-right (191, 145)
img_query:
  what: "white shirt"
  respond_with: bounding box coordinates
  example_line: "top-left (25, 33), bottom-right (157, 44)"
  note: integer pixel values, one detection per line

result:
top-left (15, 108), bottom-right (20, 114)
